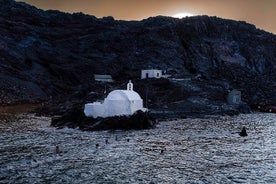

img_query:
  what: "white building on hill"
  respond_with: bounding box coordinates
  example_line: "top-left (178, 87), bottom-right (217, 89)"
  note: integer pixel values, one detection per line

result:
top-left (84, 80), bottom-right (147, 118)
top-left (94, 74), bottom-right (113, 82)
top-left (141, 69), bottom-right (162, 79)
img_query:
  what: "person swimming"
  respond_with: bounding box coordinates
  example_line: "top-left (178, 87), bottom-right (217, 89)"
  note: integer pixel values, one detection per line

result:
top-left (239, 127), bottom-right (248, 137)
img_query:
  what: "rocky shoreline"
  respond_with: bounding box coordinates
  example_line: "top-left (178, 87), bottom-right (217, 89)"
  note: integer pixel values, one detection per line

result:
top-left (47, 99), bottom-right (250, 131)
top-left (0, 99), bottom-right (251, 131)
top-left (51, 109), bottom-right (156, 131)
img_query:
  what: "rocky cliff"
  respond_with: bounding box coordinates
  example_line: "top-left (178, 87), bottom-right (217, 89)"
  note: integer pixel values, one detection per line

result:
top-left (0, 0), bottom-right (275, 115)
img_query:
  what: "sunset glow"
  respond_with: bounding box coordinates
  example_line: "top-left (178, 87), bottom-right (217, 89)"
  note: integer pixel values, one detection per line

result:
top-left (172, 12), bottom-right (195, 18)
top-left (16, 0), bottom-right (276, 34)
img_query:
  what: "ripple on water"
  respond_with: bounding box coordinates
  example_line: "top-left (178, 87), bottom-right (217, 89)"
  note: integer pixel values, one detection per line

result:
top-left (0, 113), bottom-right (275, 183)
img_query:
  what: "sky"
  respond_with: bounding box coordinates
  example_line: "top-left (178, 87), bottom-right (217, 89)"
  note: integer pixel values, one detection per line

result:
top-left (17, 0), bottom-right (276, 34)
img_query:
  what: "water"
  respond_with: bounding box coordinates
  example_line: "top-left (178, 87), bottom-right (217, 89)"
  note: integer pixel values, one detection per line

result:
top-left (0, 113), bottom-right (275, 183)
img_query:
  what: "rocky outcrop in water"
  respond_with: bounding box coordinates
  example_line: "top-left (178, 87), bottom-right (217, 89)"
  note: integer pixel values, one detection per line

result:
top-left (0, 0), bottom-right (275, 116)
top-left (51, 109), bottom-right (156, 131)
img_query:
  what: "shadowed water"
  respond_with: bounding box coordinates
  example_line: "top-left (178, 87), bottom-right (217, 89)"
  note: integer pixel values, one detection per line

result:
top-left (0, 113), bottom-right (275, 183)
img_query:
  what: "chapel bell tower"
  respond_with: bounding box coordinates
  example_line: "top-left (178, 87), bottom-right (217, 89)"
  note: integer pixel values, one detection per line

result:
top-left (127, 80), bottom-right (133, 91)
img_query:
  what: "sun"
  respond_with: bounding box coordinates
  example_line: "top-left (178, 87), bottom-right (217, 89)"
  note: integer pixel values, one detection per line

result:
top-left (172, 12), bottom-right (194, 18)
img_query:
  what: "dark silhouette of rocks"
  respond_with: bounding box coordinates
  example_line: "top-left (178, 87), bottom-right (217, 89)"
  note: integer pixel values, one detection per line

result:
top-left (239, 127), bottom-right (248, 137)
top-left (51, 109), bottom-right (156, 131)
top-left (0, 0), bottom-right (275, 117)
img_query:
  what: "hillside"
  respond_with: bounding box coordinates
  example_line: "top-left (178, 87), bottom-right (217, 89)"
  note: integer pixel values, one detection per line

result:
top-left (0, 0), bottom-right (275, 115)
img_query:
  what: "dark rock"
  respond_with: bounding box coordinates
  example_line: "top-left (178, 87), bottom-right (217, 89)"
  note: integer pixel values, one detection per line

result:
top-left (0, 0), bottom-right (275, 117)
top-left (238, 103), bottom-right (251, 114)
top-left (51, 109), bottom-right (157, 131)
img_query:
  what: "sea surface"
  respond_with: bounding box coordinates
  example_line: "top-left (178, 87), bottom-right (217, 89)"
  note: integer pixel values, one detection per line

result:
top-left (0, 113), bottom-right (275, 183)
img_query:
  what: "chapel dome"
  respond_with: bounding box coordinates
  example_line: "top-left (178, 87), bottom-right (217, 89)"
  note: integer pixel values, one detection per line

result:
top-left (84, 80), bottom-right (146, 118)
top-left (106, 90), bottom-right (142, 101)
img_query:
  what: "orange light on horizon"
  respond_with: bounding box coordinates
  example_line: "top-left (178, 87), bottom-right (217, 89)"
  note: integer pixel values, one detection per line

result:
top-left (15, 0), bottom-right (276, 34)
top-left (172, 12), bottom-right (195, 18)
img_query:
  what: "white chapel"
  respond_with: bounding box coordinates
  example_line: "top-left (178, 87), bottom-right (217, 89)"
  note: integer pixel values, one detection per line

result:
top-left (84, 80), bottom-right (147, 118)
